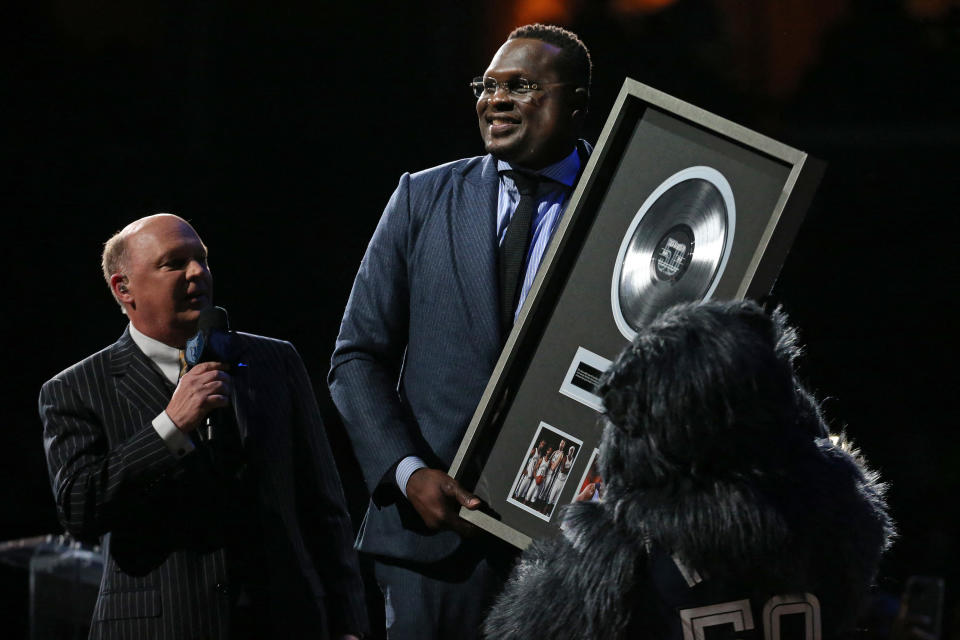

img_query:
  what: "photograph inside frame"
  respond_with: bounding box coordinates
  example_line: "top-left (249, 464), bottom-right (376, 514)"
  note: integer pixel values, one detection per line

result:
top-left (506, 422), bottom-right (583, 522)
top-left (573, 449), bottom-right (603, 505)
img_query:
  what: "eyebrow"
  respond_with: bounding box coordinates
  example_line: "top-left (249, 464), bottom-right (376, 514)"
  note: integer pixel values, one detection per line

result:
top-left (156, 245), bottom-right (208, 264)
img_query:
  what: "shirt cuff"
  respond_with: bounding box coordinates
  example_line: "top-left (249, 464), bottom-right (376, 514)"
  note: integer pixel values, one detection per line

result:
top-left (395, 456), bottom-right (427, 498)
top-left (152, 411), bottom-right (195, 459)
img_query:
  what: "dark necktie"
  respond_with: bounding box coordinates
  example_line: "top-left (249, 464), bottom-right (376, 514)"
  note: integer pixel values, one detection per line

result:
top-left (499, 170), bottom-right (541, 335)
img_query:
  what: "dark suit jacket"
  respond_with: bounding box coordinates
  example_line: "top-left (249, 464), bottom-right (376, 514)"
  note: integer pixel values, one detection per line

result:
top-left (40, 328), bottom-right (367, 640)
top-left (329, 145), bottom-right (589, 564)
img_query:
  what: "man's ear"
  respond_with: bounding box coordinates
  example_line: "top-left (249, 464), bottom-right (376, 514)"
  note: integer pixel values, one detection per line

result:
top-left (110, 274), bottom-right (132, 304)
top-left (570, 87), bottom-right (589, 125)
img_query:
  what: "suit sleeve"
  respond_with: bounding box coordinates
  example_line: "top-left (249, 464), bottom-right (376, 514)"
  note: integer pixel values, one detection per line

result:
top-left (39, 373), bottom-right (180, 543)
top-left (286, 342), bottom-right (369, 637)
top-left (328, 172), bottom-right (426, 495)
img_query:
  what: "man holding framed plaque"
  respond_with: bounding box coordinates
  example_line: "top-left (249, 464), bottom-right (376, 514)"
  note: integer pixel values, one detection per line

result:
top-left (329, 23), bottom-right (593, 640)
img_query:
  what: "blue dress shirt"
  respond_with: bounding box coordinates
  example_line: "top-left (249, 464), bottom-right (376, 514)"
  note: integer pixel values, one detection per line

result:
top-left (495, 148), bottom-right (582, 322)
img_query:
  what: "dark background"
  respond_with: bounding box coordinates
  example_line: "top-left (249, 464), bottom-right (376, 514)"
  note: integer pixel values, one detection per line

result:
top-left (3, 0), bottom-right (958, 637)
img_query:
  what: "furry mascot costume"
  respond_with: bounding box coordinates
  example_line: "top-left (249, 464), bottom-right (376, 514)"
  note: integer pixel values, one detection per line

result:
top-left (484, 300), bottom-right (894, 640)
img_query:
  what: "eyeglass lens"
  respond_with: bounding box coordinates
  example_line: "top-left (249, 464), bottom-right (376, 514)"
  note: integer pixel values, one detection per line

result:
top-left (471, 77), bottom-right (533, 99)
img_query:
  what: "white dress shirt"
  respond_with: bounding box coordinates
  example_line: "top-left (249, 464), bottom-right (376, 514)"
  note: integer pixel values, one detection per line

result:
top-left (128, 323), bottom-right (195, 459)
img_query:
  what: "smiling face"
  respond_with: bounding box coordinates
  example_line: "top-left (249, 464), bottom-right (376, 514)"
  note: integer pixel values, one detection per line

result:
top-left (476, 38), bottom-right (583, 170)
top-left (111, 214), bottom-right (212, 347)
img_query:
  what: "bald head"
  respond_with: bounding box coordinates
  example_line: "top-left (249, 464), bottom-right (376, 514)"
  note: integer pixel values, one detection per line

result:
top-left (103, 213), bottom-right (213, 346)
top-left (103, 214), bottom-right (195, 295)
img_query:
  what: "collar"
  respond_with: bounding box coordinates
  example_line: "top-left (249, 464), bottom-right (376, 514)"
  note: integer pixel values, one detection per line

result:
top-left (496, 147), bottom-right (581, 188)
top-left (128, 322), bottom-right (181, 386)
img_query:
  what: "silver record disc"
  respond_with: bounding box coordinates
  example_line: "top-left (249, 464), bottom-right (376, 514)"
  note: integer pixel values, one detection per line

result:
top-left (615, 175), bottom-right (730, 334)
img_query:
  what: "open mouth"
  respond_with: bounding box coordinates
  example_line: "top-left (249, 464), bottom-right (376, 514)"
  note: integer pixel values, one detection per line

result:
top-left (487, 115), bottom-right (520, 135)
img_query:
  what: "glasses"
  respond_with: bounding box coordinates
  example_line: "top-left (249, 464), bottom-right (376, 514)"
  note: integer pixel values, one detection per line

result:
top-left (470, 76), bottom-right (570, 100)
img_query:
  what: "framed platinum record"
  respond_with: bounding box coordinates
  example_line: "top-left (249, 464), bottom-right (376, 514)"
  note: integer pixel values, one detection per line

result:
top-left (448, 78), bottom-right (824, 549)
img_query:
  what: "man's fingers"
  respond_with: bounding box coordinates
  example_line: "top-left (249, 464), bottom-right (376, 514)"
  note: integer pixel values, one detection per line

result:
top-left (450, 520), bottom-right (479, 538)
top-left (445, 512), bottom-right (480, 538)
top-left (189, 370), bottom-right (233, 402)
top-left (406, 469), bottom-right (483, 533)
top-left (197, 370), bottom-right (232, 387)
top-left (460, 489), bottom-right (481, 510)
top-left (167, 363), bottom-right (234, 432)
top-left (204, 376), bottom-right (233, 396)
top-left (205, 394), bottom-right (232, 409)
top-left (188, 361), bottom-right (226, 374)
top-left (441, 478), bottom-right (480, 509)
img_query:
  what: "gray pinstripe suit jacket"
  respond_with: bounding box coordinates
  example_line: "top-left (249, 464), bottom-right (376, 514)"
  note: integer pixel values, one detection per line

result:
top-left (40, 328), bottom-right (367, 639)
top-left (329, 146), bottom-right (588, 564)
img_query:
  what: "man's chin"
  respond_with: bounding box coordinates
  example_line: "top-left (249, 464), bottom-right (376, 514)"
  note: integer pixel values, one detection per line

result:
top-left (178, 306), bottom-right (208, 327)
top-left (487, 140), bottom-right (571, 171)
top-left (485, 138), bottom-right (523, 164)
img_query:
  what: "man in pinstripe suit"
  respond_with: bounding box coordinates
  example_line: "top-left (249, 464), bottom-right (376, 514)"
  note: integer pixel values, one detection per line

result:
top-left (40, 214), bottom-right (367, 639)
top-left (330, 24), bottom-right (592, 640)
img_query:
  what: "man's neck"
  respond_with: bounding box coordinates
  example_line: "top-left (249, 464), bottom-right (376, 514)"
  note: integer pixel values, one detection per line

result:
top-left (128, 323), bottom-right (184, 387)
top-left (128, 320), bottom-right (192, 349)
top-left (497, 147), bottom-right (581, 187)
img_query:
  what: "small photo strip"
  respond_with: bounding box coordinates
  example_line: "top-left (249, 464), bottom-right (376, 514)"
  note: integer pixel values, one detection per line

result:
top-left (572, 448), bottom-right (603, 504)
top-left (506, 421), bottom-right (583, 522)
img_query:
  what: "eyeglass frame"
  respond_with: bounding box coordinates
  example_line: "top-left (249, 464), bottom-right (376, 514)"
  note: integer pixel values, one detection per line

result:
top-left (470, 76), bottom-right (574, 100)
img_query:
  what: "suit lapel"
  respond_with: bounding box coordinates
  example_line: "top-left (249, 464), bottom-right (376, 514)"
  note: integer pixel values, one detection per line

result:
top-left (110, 328), bottom-right (173, 423)
top-left (451, 155), bottom-right (501, 345)
top-left (230, 353), bottom-right (251, 443)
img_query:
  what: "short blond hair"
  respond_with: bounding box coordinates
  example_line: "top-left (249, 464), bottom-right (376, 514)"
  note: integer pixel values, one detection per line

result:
top-left (101, 225), bottom-right (131, 308)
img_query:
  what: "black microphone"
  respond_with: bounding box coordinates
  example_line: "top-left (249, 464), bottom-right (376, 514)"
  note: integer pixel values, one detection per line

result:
top-left (185, 306), bottom-right (233, 367)
top-left (184, 306), bottom-right (238, 440)
top-left (199, 305), bottom-right (229, 333)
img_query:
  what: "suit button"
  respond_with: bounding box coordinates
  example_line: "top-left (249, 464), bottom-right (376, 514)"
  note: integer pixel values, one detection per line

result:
top-left (216, 582), bottom-right (229, 595)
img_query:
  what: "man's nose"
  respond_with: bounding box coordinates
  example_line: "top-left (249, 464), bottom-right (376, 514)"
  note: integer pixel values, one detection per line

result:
top-left (489, 86), bottom-right (514, 106)
top-left (185, 259), bottom-right (208, 278)
top-left (490, 97), bottom-right (516, 111)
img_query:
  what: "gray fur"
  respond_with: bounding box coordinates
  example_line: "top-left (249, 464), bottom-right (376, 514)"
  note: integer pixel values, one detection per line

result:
top-left (484, 301), bottom-right (894, 639)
